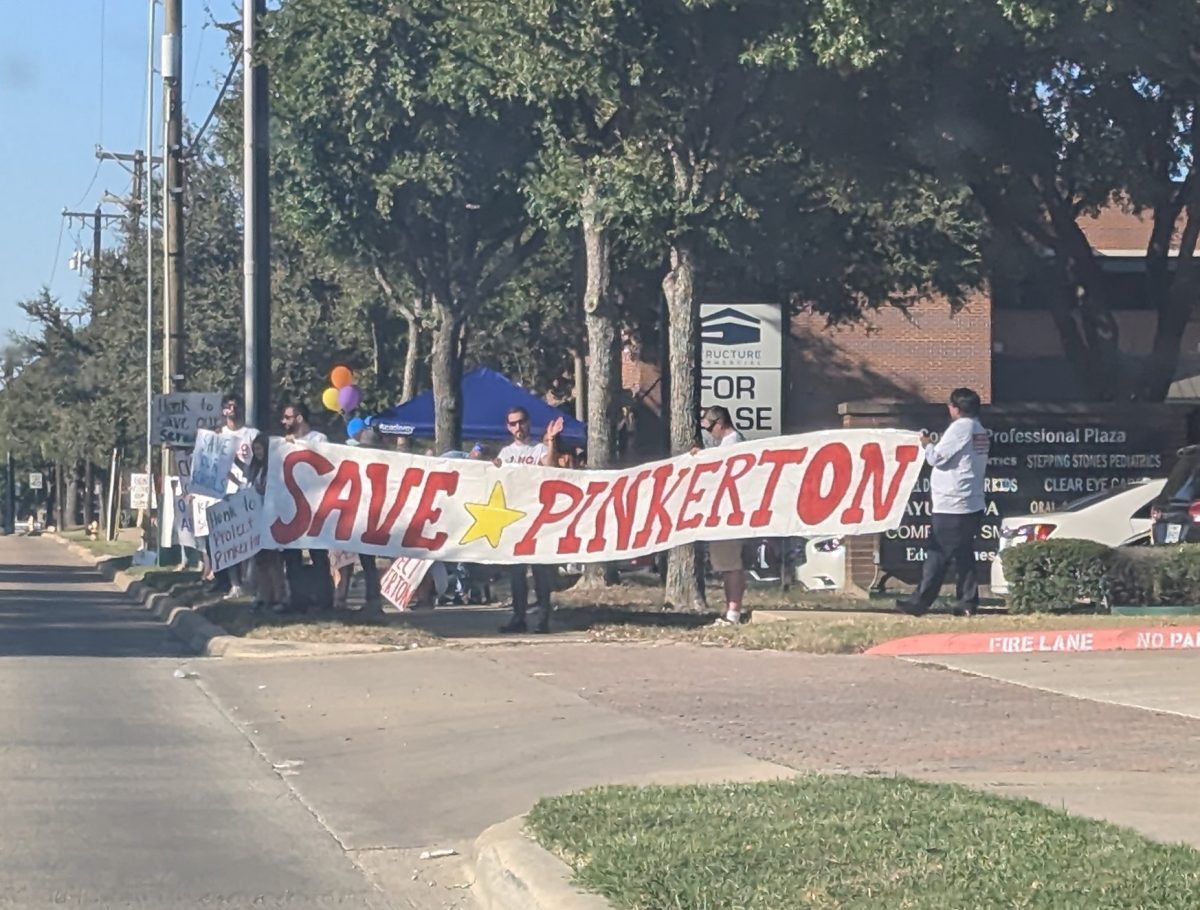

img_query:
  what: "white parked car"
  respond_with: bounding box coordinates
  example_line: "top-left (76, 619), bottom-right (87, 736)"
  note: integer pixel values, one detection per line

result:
top-left (796, 536), bottom-right (845, 590)
top-left (990, 478), bottom-right (1165, 596)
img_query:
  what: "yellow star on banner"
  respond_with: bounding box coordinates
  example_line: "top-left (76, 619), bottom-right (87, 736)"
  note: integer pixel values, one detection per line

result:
top-left (460, 482), bottom-right (526, 548)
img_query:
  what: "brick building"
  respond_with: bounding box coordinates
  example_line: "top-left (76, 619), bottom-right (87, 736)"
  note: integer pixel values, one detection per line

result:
top-left (622, 207), bottom-right (1198, 438)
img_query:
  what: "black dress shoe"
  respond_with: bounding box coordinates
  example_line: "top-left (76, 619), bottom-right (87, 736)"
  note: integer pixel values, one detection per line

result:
top-left (895, 597), bottom-right (929, 616)
top-left (953, 602), bottom-right (978, 618)
top-left (498, 618), bottom-right (527, 633)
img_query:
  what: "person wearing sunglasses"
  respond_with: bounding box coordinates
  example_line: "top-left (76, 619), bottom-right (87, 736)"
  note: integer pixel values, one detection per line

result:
top-left (695, 405), bottom-right (748, 626)
top-left (494, 406), bottom-right (564, 633)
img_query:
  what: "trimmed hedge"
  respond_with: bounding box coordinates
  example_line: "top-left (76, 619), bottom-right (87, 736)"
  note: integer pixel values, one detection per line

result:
top-left (1001, 540), bottom-right (1200, 613)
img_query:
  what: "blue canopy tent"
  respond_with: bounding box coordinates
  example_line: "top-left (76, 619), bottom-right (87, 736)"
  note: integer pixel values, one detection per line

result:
top-left (369, 367), bottom-right (586, 444)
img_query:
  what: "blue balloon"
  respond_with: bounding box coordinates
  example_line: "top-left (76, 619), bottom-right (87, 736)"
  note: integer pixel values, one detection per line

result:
top-left (346, 417), bottom-right (366, 439)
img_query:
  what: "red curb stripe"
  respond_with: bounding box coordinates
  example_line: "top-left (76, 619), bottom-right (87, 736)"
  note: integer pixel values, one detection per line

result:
top-left (864, 625), bottom-right (1200, 657)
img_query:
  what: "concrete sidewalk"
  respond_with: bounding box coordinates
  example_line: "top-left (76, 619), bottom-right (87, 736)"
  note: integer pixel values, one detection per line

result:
top-left (190, 648), bottom-right (790, 907)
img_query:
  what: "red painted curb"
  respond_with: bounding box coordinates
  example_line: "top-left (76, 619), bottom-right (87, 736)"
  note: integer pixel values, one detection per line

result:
top-left (864, 625), bottom-right (1200, 657)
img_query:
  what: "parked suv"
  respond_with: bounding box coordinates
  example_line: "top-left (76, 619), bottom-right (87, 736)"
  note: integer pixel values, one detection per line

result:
top-left (1151, 446), bottom-right (1200, 544)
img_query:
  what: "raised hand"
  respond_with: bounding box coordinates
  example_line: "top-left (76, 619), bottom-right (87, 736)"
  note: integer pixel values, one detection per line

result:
top-left (545, 416), bottom-right (564, 440)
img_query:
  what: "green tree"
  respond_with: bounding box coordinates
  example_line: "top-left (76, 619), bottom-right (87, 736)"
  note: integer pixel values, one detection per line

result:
top-left (264, 0), bottom-right (549, 452)
top-left (809, 0), bottom-right (1200, 400)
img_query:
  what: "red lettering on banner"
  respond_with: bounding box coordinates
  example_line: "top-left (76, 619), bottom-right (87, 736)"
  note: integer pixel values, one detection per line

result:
top-left (705, 453), bottom-right (755, 529)
top-left (840, 443), bottom-right (920, 524)
top-left (558, 481), bottom-right (609, 554)
top-left (677, 460), bottom-right (723, 531)
top-left (309, 460), bottom-right (363, 541)
top-left (797, 443), bottom-right (853, 525)
top-left (585, 471), bottom-right (648, 553)
top-left (514, 480), bottom-right (584, 557)
top-left (401, 472), bottom-right (459, 550)
top-left (362, 464), bottom-right (426, 546)
top-left (632, 465), bottom-right (692, 549)
top-left (749, 449), bottom-right (808, 528)
top-left (271, 449), bottom-right (335, 545)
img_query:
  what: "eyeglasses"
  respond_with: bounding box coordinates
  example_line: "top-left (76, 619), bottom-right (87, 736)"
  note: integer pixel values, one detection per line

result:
top-left (507, 418), bottom-right (528, 427)
top-left (701, 421), bottom-right (715, 432)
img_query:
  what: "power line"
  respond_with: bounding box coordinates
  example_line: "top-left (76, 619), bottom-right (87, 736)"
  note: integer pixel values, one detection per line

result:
top-left (190, 44), bottom-right (241, 152)
top-left (70, 157), bottom-right (103, 211)
top-left (46, 218), bottom-right (66, 289)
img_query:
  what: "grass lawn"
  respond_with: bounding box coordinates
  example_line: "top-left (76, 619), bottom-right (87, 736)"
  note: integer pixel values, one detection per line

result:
top-left (528, 776), bottom-right (1200, 909)
top-left (60, 529), bottom-right (140, 559)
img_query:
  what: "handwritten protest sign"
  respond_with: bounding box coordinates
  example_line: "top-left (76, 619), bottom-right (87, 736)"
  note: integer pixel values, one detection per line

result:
top-left (205, 489), bottom-right (265, 573)
top-left (164, 476), bottom-right (195, 549)
top-left (129, 473), bottom-right (155, 511)
top-left (190, 429), bottom-right (237, 500)
top-left (263, 429), bottom-right (923, 563)
top-left (152, 392), bottom-right (223, 448)
top-left (379, 557), bottom-right (432, 610)
top-left (192, 492), bottom-right (219, 537)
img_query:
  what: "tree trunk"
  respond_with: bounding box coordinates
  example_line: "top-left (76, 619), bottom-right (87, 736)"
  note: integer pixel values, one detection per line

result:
top-left (83, 461), bottom-right (94, 526)
top-left (1137, 168), bottom-right (1200, 400)
top-left (402, 314), bottom-right (421, 402)
top-left (65, 464), bottom-right (79, 529)
top-left (429, 297), bottom-right (464, 455)
top-left (661, 240), bottom-right (705, 611)
top-left (575, 191), bottom-right (621, 590)
top-left (1044, 200), bottom-right (1123, 399)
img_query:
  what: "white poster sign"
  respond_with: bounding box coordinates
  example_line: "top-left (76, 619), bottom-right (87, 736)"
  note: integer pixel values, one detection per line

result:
top-left (330, 549), bottom-right (360, 570)
top-left (190, 429), bottom-right (237, 500)
top-left (205, 489), bottom-right (265, 573)
top-left (129, 473), bottom-right (156, 511)
top-left (380, 557), bottom-right (433, 610)
top-left (262, 429), bottom-right (922, 564)
top-left (152, 392), bottom-right (224, 448)
top-left (166, 476), bottom-right (196, 549)
top-left (192, 493), bottom-right (219, 538)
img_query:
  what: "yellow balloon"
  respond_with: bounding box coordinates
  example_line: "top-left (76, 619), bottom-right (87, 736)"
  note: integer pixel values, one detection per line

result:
top-left (321, 387), bottom-right (341, 412)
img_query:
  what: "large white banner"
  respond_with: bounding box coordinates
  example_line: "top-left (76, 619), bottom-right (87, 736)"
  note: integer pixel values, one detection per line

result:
top-left (262, 429), bottom-right (922, 564)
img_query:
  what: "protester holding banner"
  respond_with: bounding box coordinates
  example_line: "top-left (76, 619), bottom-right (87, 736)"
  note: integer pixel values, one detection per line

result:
top-left (279, 401), bottom-right (335, 613)
top-left (495, 406), bottom-right (562, 633)
top-left (332, 427), bottom-right (385, 615)
top-left (696, 405), bottom-right (749, 626)
top-left (897, 387), bottom-right (990, 618)
top-left (248, 433), bottom-right (286, 612)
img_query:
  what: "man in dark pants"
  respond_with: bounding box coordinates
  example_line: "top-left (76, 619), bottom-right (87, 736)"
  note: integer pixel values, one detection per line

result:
top-left (494, 406), bottom-right (564, 633)
top-left (897, 388), bottom-right (990, 618)
top-left (279, 401), bottom-right (334, 613)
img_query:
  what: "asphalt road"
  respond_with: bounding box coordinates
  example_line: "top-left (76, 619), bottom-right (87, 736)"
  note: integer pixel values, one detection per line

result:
top-left (0, 536), bottom-right (393, 909)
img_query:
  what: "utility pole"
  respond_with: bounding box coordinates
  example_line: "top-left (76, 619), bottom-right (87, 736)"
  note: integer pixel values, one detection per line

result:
top-left (244, 0), bottom-right (272, 430)
top-left (162, 0), bottom-right (185, 394)
top-left (95, 148), bottom-right (162, 221)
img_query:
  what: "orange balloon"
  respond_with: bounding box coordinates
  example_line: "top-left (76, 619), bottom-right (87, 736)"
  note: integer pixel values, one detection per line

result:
top-left (330, 365), bottom-right (353, 389)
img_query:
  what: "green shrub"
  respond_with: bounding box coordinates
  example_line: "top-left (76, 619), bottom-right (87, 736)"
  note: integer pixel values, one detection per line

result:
top-left (1003, 541), bottom-right (1200, 611)
top-left (1001, 539), bottom-right (1113, 613)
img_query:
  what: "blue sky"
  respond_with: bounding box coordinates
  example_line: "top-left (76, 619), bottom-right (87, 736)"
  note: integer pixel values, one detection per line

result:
top-left (1, 1), bottom-right (233, 338)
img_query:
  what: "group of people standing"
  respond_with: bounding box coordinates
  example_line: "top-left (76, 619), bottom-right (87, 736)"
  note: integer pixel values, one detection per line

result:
top-left (181, 383), bottom-right (990, 630)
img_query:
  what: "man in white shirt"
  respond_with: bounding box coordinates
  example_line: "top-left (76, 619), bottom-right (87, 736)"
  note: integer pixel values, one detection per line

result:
top-left (696, 406), bottom-right (748, 626)
top-left (495, 406), bottom-right (563, 633)
top-left (279, 401), bottom-right (333, 613)
top-left (897, 387), bottom-right (990, 618)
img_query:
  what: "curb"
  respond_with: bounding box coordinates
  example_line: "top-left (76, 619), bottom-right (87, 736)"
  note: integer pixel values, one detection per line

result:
top-left (473, 816), bottom-right (613, 910)
top-left (44, 534), bottom-right (400, 659)
top-left (865, 625), bottom-right (1200, 657)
